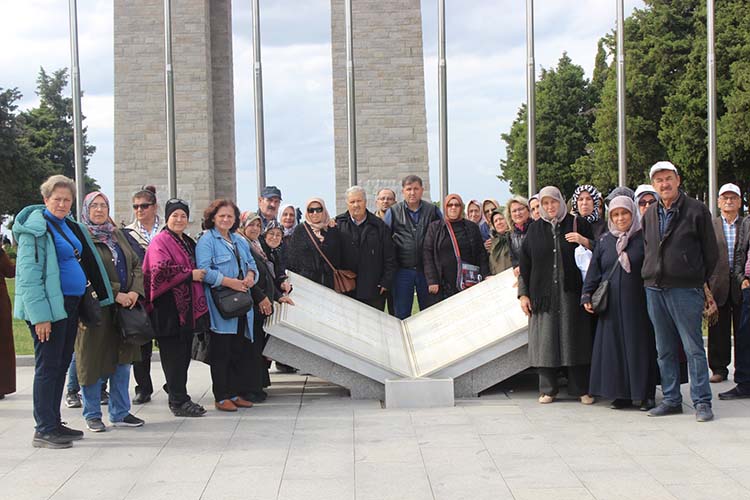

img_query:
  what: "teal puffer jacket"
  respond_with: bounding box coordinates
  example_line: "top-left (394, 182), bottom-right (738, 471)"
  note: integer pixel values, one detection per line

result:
top-left (13, 205), bottom-right (113, 325)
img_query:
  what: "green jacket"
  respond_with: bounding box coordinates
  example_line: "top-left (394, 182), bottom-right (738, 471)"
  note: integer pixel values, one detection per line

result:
top-left (13, 205), bottom-right (113, 325)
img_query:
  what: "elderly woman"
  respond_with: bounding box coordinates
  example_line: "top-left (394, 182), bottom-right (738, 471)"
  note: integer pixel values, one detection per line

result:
top-left (506, 196), bottom-right (532, 277)
top-left (529, 194), bottom-right (541, 221)
top-left (239, 213), bottom-right (295, 394)
top-left (14, 175), bottom-right (113, 448)
top-left (142, 199), bottom-right (208, 418)
top-left (0, 246), bottom-right (16, 399)
top-left (634, 184), bottom-right (659, 220)
top-left (76, 192), bottom-right (145, 432)
top-left (196, 200), bottom-right (258, 412)
top-left (424, 194), bottom-right (489, 301)
top-left (519, 186), bottom-right (594, 404)
top-left (287, 198), bottom-right (345, 290)
top-left (488, 209), bottom-right (513, 275)
top-left (571, 185), bottom-right (606, 240)
top-left (465, 200), bottom-right (482, 224)
top-left (581, 196), bottom-right (657, 410)
top-left (279, 204), bottom-right (298, 244)
top-left (479, 199), bottom-right (501, 243)
top-left (122, 185), bottom-right (161, 405)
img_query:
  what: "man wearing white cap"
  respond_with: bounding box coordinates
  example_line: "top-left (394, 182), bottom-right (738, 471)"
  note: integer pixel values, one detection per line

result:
top-left (641, 161), bottom-right (718, 422)
top-left (707, 184), bottom-right (744, 383)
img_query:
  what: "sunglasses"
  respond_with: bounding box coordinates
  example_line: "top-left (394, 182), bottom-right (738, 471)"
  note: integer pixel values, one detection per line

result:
top-left (132, 202), bottom-right (155, 210)
top-left (446, 203), bottom-right (462, 208)
top-left (166, 198), bottom-right (188, 206)
top-left (307, 207), bottom-right (324, 214)
top-left (638, 200), bottom-right (656, 207)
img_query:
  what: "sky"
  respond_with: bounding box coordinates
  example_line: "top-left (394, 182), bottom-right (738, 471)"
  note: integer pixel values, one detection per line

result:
top-left (1, 0), bottom-right (645, 214)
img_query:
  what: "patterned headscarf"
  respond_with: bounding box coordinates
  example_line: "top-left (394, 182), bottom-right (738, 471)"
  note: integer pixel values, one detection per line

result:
top-left (607, 196), bottom-right (641, 273)
top-left (571, 184), bottom-right (603, 223)
top-left (239, 211), bottom-right (267, 261)
top-left (82, 191), bottom-right (119, 265)
top-left (444, 194), bottom-right (465, 222)
top-left (538, 186), bottom-right (568, 225)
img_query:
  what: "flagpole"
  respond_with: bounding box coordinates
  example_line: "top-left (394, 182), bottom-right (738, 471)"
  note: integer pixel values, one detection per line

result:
top-left (68, 0), bottom-right (85, 220)
top-left (252, 0), bottom-right (266, 191)
top-left (345, 0), bottom-right (357, 186)
top-left (526, 0), bottom-right (536, 197)
top-left (164, 0), bottom-right (177, 198)
top-left (707, 0), bottom-right (718, 215)
top-left (438, 0), bottom-right (448, 204)
top-left (617, 0), bottom-right (627, 187)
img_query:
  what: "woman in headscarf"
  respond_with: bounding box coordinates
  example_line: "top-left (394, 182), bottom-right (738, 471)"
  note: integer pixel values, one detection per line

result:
top-left (279, 204), bottom-right (298, 245)
top-left (505, 196), bottom-right (532, 277)
top-left (479, 199), bottom-right (501, 243)
top-left (76, 191), bottom-right (145, 431)
top-left (142, 199), bottom-right (208, 417)
top-left (529, 194), bottom-right (541, 221)
top-left (634, 184), bottom-right (659, 220)
top-left (518, 186), bottom-right (595, 405)
top-left (286, 198), bottom-right (347, 290)
top-left (465, 200), bottom-right (482, 224)
top-left (582, 196), bottom-right (657, 410)
top-left (571, 185), bottom-right (606, 240)
top-left (488, 209), bottom-right (513, 275)
top-left (423, 194), bottom-right (489, 301)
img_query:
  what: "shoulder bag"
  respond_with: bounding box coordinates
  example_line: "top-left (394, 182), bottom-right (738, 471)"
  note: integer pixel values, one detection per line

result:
top-left (591, 258), bottom-right (620, 314)
top-left (303, 223), bottom-right (357, 293)
top-left (44, 215), bottom-right (102, 328)
top-left (210, 240), bottom-right (254, 318)
top-left (445, 222), bottom-right (481, 290)
top-left (116, 301), bottom-right (155, 345)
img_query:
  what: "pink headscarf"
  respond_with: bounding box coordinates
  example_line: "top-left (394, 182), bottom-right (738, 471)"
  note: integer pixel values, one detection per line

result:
top-left (304, 198), bottom-right (331, 242)
top-left (607, 196), bottom-right (641, 273)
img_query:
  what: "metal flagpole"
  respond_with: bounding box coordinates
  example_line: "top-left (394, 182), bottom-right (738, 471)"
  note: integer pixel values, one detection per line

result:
top-left (438, 0), bottom-right (448, 204)
top-left (164, 0), bottom-right (177, 199)
top-left (252, 0), bottom-right (267, 191)
top-left (617, 0), bottom-right (627, 187)
top-left (345, 0), bottom-right (357, 186)
top-left (707, 0), bottom-right (718, 215)
top-left (68, 0), bottom-right (85, 220)
top-left (526, 0), bottom-right (536, 197)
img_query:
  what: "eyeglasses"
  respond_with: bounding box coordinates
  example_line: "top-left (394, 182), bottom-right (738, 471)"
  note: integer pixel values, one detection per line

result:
top-left (89, 203), bottom-right (109, 211)
top-left (446, 203), bottom-right (462, 208)
top-left (510, 207), bottom-right (528, 214)
top-left (265, 232), bottom-right (283, 239)
top-left (307, 207), bottom-right (324, 214)
top-left (132, 202), bottom-right (154, 210)
top-left (638, 200), bottom-right (656, 207)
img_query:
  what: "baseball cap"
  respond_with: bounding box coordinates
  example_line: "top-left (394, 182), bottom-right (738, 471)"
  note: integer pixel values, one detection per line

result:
top-left (719, 183), bottom-right (741, 197)
top-left (649, 161), bottom-right (678, 179)
top-left (260, 186), bottom-right (282, 200)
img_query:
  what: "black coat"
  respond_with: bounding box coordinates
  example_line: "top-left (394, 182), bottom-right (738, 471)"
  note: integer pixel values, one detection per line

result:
top-left (336, 211), bottom-right (396, 300)
top-left (423, 219), bottom-right (490, 299)
top-left (286, 222), bottom-right (346, 290)
top-left (581, 231), bottom-right (658, 401)
top-left (250, 246), bottom-right (282, 311)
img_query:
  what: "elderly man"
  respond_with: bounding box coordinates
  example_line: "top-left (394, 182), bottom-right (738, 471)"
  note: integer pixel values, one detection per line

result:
top-left (708, 184), bottom-right (744, 383)
top-left (375, 188), bottom-right (396, 219)
top-left (336, 186), bottom-right (396, 310)
top-left (642, 161), bottom-right (718, 422)
top-left (257, 186), bottom-right (282, 230)
top-left (384, 175), bottom-right (442, 319)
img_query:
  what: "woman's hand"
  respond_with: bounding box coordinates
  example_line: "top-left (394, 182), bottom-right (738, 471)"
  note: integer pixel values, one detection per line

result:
top-left (513, 267), bottom-right (520, 278)
top-left (484, 239), bottom-right (492, 251)
top-left (34, 321), bottom-right (52, 342)
top-left (278, 295), bottom-right (295, 305)
top-left (116, 292), bottom-right (140, 309)
top-left (258, 297), bottom-right (273, 316)
top-left (223, 277), bottom-right (248, 292)
top-left (428, 284), bottom-right (440, 295)
top-left (583, 302), bottom-right (594, 314)
top-left (280, 280), bottom-right (292, 293)
top-left (565, 232), bottom-right (592, 250)
top-left (242, 272), bottom-right (255, 287)
top-left (192, 269), bottom-right (206, 282)
top-left (519, 295), bottom-right (532, 317)
top-left (742, 279), bottom-right (750, 290)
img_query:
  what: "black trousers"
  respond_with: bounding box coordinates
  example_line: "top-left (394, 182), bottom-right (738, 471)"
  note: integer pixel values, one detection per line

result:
top-left (708, 300), bottom-right (742, 378)
top-left (248, 316), bottom-right (270, 395)
top-left (209, 324), bottom-right (253, 402)
top-left (358, 293), bottom-right (387, 311)
top-left (132, 341), bottom-right (154, 395)
top-left (538, 365), bottom-right (590, 397)
top-left (157, 333), bottom-right (193, 407)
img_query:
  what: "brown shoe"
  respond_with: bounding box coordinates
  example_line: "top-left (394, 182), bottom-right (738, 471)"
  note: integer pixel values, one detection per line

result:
top-left (232, 397), bottom-right (254, 408)
top-left (214, 400), bottom-right (238, 412)
top-left (710, 373), bottom-right (726, 383)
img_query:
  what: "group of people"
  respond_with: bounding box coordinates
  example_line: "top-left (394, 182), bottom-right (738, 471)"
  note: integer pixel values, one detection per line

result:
top-left (9, 161), bottom-right (749, 449)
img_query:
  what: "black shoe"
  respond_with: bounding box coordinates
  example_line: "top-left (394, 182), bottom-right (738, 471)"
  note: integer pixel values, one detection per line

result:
top-left (132, 392), bottom-right (152, 405)
top-left (32, 431), bottom-right (73, 449)
top-left (58, 423), bottom-right (84, 441)
top-left (0, 394), bottom-right (5, 400)
top-left (609, 399), bottom-right (632, 409)
top-left (112, 413), bottom-right (145, 427)
top-left (695, 403), bottom-right (714, 422)
top-left (718, 386), bottom-right (750, 400)
top-left (170, 400), bottom-right (206, 418)
top-left (647, 403), bottom-right (683, 417)
top-left (100, 390), bottom-right (109, 405)
top-left (86, 418), bottom-right (107, 432)
top-left (245, 391), bottom-right (268, 403)
top-left (639, 399), bottom-right (656, 411)
top-left (65, 391), bottom-right (82, 409)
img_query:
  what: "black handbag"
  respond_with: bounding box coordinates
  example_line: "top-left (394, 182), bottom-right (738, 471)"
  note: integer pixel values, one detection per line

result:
top-left (191, 332), bottom-right (211, 364)
top-left (44, 215), bottom-right (103, 327)
top-left (591, 259), bottom-right (620, 314)
top-left (210, 241), bottom-right (253, 318)
top-left (116, 301), bottom-right (155, 345)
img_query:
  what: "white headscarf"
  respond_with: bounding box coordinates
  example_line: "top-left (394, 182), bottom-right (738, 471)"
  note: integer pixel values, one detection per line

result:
top-left (279, 204), bottom-right (298, 237)
top-left (538, 186), bottom-right (568, 225)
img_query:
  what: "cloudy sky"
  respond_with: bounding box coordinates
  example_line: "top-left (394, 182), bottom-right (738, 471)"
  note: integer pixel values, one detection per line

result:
top-left (2, 0), bottom-right (644, 212)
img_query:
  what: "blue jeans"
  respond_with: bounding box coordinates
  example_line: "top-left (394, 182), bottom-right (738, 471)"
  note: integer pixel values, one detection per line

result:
top-left (734, 289), bottom-right (750, 389)
top-left (30, 295), bottom-right (80, 434)
top-left (646, 287), bottom-right (712, 407)
top-left (82, 363), bottom-right (131, 422)
top-left (66, 352), bottom-right (80, 393)
top-left (392, 268), bottom-right (434, 319)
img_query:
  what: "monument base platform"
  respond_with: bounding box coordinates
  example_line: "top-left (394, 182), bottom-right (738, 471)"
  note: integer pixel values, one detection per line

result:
top-left (385, 378), bottom-right (454, 408)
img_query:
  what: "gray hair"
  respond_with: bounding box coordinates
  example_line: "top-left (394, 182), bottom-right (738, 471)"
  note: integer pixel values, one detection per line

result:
top-left (40, 175), bottom-right (76, 199)
top-left (345, 185), bottom-right (367, 201)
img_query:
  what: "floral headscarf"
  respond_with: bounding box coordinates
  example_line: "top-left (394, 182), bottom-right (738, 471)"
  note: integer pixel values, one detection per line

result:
top-left (607, 196), bottom-right (641, 273)
top-left (239, 211), bottom-right (267, 261)
top-left (82, 191), bottom-right (119, 265)
top-left (571, 185), bottom-right (603, 223)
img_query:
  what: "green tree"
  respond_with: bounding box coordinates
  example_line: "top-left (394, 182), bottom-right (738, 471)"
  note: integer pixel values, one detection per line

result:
top-left (500, 53), bottom-right (596, 199)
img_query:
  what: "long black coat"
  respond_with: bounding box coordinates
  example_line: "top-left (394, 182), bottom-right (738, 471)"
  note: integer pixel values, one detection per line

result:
top-left (286, 222), bottom-right (345, 290)
top-left (336, 211), bottom-right (396, 301)
top-left (582, 231), bottom-right (657, 401)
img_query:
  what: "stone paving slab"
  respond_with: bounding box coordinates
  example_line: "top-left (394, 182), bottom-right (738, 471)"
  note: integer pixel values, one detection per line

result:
top-left (1, 364), bottom-right (749, 500)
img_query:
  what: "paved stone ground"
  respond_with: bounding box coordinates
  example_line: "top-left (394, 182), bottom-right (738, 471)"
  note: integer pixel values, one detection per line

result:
top-left (2, 363), bottom-right (750, 500)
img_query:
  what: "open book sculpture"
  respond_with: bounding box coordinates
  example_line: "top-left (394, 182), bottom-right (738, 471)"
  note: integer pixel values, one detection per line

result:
top-left (264, 268), bottom-right (529, 401)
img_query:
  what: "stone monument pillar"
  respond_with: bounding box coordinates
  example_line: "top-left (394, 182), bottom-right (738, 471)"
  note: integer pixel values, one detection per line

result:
top-left (330, 0), bottom-right (431, 213)
top-left (113, 0), bottom-right (236, 232)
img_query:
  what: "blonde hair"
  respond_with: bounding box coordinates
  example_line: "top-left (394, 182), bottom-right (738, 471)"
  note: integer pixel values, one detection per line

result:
top-left (40, 175), bottom-right (76, 199)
